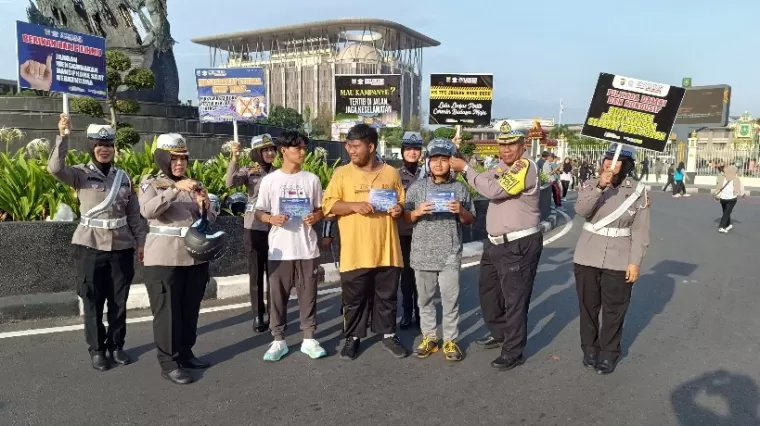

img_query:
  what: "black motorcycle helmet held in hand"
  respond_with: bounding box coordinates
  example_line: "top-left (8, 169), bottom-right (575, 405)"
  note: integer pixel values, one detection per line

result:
top-left (184, 209), bottom-right (228, 262)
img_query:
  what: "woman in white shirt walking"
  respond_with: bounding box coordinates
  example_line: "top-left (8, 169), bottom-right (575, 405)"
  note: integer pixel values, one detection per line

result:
top-left (715, 165), bottom-right (745, 233)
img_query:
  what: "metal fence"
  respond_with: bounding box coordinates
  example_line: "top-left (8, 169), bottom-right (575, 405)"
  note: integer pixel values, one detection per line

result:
top-left (565, 143), bottom-right (760, 178)
top-left (565, 143), bottom-right (680, 167)
top-left (692, 146), bottom-right (760, 177)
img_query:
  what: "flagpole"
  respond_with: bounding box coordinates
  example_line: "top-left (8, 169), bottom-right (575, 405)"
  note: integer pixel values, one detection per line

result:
top-left (559, 98), bottom-right (563, 126)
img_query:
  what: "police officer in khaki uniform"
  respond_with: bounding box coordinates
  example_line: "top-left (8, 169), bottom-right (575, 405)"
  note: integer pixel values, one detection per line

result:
top-left (450, 129), bottom-right (543, 371)
top-left (397, 133), bottom-right (424, 329)
top-left (226, 134), bottom-right (277, 333)
top-left (573, 143), bottom-right (650, 375)
top-left (47, 114), bottom-right (147, 371)
top-left (139, 133), bottom-right (216, 385)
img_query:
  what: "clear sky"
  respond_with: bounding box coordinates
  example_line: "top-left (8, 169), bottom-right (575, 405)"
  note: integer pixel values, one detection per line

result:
top-left (1, 0), bottom-right (758, 124)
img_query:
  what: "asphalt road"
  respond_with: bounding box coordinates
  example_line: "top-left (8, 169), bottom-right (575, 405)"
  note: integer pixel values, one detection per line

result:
top-left (2, 190), bottom-right (760, 426)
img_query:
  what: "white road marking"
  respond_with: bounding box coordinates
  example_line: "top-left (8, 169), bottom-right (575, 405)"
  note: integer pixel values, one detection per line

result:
top-left (0, 210), bottom-right (574, 340)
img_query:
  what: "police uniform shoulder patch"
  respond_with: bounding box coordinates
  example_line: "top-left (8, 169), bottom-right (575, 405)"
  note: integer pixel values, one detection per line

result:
top-left (140, 182), bottom-right (151, 193)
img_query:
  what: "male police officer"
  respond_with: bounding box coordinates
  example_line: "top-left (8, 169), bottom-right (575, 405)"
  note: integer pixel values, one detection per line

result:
top-left (48, 114), bottom-right (146, 371)
top-left (397, 132), bottom-right (424, 329)
top-left (450, 129), bottom-right (542, 371)
top-left (573, 143), bottom-right (650, 375)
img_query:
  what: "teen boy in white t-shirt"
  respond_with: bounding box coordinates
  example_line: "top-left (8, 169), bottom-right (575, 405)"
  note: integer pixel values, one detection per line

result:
top-left (254, 131), bottom-right (327, 362)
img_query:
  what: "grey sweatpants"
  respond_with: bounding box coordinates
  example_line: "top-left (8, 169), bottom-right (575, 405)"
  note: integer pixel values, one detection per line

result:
top-left (268, 258), bottom-right (319, 340)
top-left (415, 269), bottom-right (460, 341)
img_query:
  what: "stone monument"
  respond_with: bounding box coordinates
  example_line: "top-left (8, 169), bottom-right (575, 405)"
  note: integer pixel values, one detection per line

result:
top-left (27, 0), bottom-right (179, 104)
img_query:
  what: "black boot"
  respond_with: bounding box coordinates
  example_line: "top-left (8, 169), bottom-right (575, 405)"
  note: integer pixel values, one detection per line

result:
top-left (582, 350), bottom-right (598, 369)
top-left (91, 352), bottom-right (110, 372)
top-left (252, 312), bottom-right (269, 333)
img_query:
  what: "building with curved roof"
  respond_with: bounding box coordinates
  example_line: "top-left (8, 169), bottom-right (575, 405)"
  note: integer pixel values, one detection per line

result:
top-left (191, 18), bottom-right (440, 130)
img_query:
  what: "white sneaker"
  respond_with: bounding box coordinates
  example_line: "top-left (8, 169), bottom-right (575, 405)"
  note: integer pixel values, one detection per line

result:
top-left (718, 228), bottom-right (727, 233)
top-left (263, 340), bottom-right (289, 362)
top-left (683, 194), bottom-right (691, 197)
top-left (726, 225), bottom-right (733, 231)
top-left (673, 194), bottom-right (681, 198)
top-left (300, 339), bottom-right (328, 359)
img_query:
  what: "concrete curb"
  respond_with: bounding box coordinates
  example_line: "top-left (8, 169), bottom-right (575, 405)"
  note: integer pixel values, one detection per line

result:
top-left (0, 213), bottom-right (563, 323)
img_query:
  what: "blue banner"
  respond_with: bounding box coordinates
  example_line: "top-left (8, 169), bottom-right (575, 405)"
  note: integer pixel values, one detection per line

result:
top-left (16, 21), bottom-right (107, 99)
top-left (195, 68), bottom-right (268, 123)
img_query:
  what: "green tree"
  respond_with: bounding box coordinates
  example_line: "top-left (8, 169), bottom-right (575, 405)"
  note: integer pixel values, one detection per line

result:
top-left (305, 103), bottom-right (334, 140)
top-left (70, 51), bottom-right (155, 148)
top-left (461, 131), bottom-right (473, 141)
top-left (265, 105), bottom-right (305, 131)
top-left (433, 127), bottom-right (456, 139)
top-left (380, 127), bottom-right (404, 148)
top-left (459, 141), bottom-right (477, 157)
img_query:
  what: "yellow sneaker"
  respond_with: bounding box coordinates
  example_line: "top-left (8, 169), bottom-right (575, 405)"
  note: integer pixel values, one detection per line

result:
top-left (443, 340), bottom-right (464, 361)
top-left (413, 336), bottom-right (439, 359)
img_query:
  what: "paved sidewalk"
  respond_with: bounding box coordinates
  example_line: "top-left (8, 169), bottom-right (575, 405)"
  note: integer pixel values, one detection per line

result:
top-left (0, 210), bottom-right (561, 323)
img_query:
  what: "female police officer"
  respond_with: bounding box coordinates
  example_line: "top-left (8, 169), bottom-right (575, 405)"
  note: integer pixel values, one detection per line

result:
top-left (226, 134), bottom-right (277, 333)
top-left (48, 114), bottom-right (146, 372)
top-left (573, 143), bottom-right (650, 375)
top-left (139, 133), bottom-right (216, 385)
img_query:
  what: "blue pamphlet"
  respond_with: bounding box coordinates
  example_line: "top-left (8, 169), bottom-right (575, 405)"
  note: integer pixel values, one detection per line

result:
top-left (279, 197), bottom-right (311, 218)
top-left (369, 189), bottom-right (398, 212)
top-left (426, 190), bottom-right (456, 213)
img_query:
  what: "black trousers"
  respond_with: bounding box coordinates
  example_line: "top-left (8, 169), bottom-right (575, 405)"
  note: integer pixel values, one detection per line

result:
top-left (719, 198), bottom-right (737, 229)
top-left (574, 264), bottom-right (632, 361)
top-left (663, 177), bottom-right (673, 191)
top-left (144, 263), bottom-right (209, 372)
top-left (561, 180), bottom-right (570, 198)
top-left (341, 267), bottom-right (401, 338)
top-left (244, 229), bottom-right (269, 318)
top-left (673, 180), bottom-right (686, 195)
top-left (478, 232), bottom-right (543, 357)
top-left (398, 235), bottom-right (417, 316)
top-left (75, 245), bottom-right (134, 355)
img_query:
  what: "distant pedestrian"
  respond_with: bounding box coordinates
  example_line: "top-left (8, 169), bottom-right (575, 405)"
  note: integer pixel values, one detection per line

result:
top-left (663, 163), bottom-right (675, 192)
top-left (673, 162), bottom-right (689, 197)
top-left (561, 157), bottom-right (573, 201)
top-left (714, 165), bottom-right (746, 233)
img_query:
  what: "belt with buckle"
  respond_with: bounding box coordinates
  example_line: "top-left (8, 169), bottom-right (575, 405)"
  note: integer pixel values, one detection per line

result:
top-left (487, 226), bottom-right (541, 245)
top-left (582, 222), bottom-right (631, 237)
top-left (149, 225), bottom-right (190, 237)
top-left (79, 216), bottom-right (127, 230)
